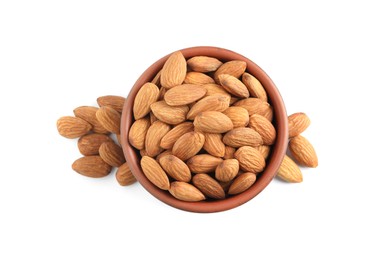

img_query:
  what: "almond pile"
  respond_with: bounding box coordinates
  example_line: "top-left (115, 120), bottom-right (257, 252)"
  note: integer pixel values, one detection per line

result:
top-left (130, 51), bottom-right (279, 201)
top-left (56, 95), bottom-right (137, 186)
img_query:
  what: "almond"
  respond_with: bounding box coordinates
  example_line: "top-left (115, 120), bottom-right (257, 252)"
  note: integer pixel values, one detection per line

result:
top-left (248, 114), bottom-right (276, 145)
top-left (228, 172), bottom-right (256, 195)
top-left (74, 106), bottom-right (109, 134)
top-left (133, 82), bottom-right (159, 120)
top-left (97, 95), bottom-right (126, 113)
top-left (172, 131), bottom-right (205, 161)
top-left (116, 162), bottom-right (137, 186)
top-left (277, 155), bottom-right (303, 183)
top-left (57, 116), bottom-right (92, 139)
top-left (194, 111), bottom-right (233, 134)
top-left (256, 145), bottom-right (271, 159)
top-left (288, 112), bottom-right (311, 138)
top-left (169, 181), bottom-right (205, 202)
top-left (184, 72), bottom-right (215, 85)
top-left (149, 112), bottom-right (157, 124)
top-left (187, 154), bottom-right (223, 173)
top-left (222, 107), bottom-right (249, 128)
top-left (234, 98), bottom-right (273, 121)
top-left (159, 155), bottom-right (191, 182)
top-left (158, 87), bottom-right (167, 101)
top-left (160, 122), bottom-right (194, 150)
top-left (150, 101), bottom-right (189, 125)
top-left (218, 74), bottom-right (249, 98)
top-left (214, 60), bottom-right (247, 82)
top-left (145, 121), bottom-right (171, 157)
top-left (219, 180), bottom-right (233, 193)
top-left (99, 141), bottom-right (125, 167)
top-left (156, 150), bottom-right (173, 162)
top-left (151, 70), bottom-right (162, 86)
top-left (78, 133), bottom-right (113, 156)
top-left (187, 95), bottom-right (230, 120)
top-left (289, 135), bottom-right (318, 167)
top-left (203, 133), bottom-right (225, 157)
top-left (129, 118), bottom-right (151, 150)
top-left (116, 134), bottom-right (122, 146)
top-left (96, 106), bottom-right (121, 134)
top-left (192, 174), bottom-right (225, 199)
top-left (72, 156), bottom-right (112, 178)
top-left (242, 73), bottom-right (268, 101)
top-left (140, 149), bottom-right (149, 157)
top-left (187, 56), bottom-right (223, 72)
top-left (160, 51), bottom-right (187, 89)
top-left (215, 159), bottom-right (239, 182)
top-left (203, 83), bottom-right (231, 98)
top-left (223, 146), bottom-right (236, 159)
top-left (164, 84), bottom-right (206, 106)
top-left (235, 146), bottom-right (265, 173)
top-left (140, 156), bottom-right (170, 190)
top-left (223, 127), bottom-right (263, 148)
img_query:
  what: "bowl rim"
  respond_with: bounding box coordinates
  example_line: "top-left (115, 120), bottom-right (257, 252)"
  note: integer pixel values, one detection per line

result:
top-left (121, 46), bottom-right (288, 213)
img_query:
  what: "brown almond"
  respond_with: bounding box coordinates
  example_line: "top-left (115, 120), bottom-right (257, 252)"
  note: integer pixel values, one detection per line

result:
top-left (96, 106), bottom-right (121, 134)
top-left (150, 101), bottom-right (189, 125)
top-left (169, 181), bottom-right (205, 202)
top-left (133, 82), bottom-right (159, 120)
top-left (164, 84), bottom-right (206, 106)
top-left (129, 118), bottom-right (151, 150)
top-left (140, 149), bottom-right (149, 157)
top-left (194, 111), bottom-right (233, 134)
top-left (156, 150), bottom-right (173, 162)
top-left (235, 146), bottom-right (265, 173)
top-left (228, 172), bottom-right (256, 195)
top-left (72, 156), bottom-right (112, 178)
top-left (151, 70), bottom-right (162, 86)
top-left (78, 133), bottom-right (113, 156)
top-left (222, 107), bottom-right (249, 128)
top-left (172, 131), bottom-right (205, 161)
top-left (218, 74), bottom-right (249, 98)
top-left (160, 51), bottom-right (187, 89)
top-left (219, 180), bottom-right (233, 193)
top-left (145, 121), bottom-right (171, 157)
top-left (99, 141), bottom-right (125, 167)
top-left (192, 174), bottom-right (225, 199)
top-left (288, 112), bottom-right (311, 138)
top-left (277, 155), bottom-right (303, 183)
top-left (160, 122), bottom-right (194, 150)
top-left (158, 87), bottom-right (167, 101)
top-left (149, 112), bottom-right (157, 124)
top-left (57, 116), bottom-right (92, 139)
top-left (184, 72), bottom-right (215, 85)
top-left (214, 60), bottom-right (247, 82)
top-left (234, 98), bottom-right (273, 121)
top-left (242, 73), bottom-right (268, 101)
top-left (140, 156), bottom-right (170, 190)
top-left (248, 114), bottom-right (276, 145)
top-left (223, 146), bottom-right (236, 159)
top-left (97, 95), bottom-right (126, 113)
top-left (159, 155), bottom-right (191, 182)
top-left (203, 83), bottom-right (231, 98)
top-left (116, 162), bottom-right (137, 186)
top-left (223, 127), bottom-right (263, 148)
top-left (187, 154), bottom-right (223, 173)
top-left (256, 145), bottom-right (271, 159)
top-left (289, 135), bottom-right (318, 167)
top-left (203, 133), bottom-right (225, 157)
top-left (187, 95), bottom-right (230, 120)
top-left (74, 106), bottom-right (109, 134)
top-left (215, 159), bottom-right (239, 182)
top-left (187, 56), bottom-right (223, 72)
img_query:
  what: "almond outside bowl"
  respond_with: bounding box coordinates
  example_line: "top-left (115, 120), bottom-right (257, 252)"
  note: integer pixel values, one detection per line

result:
top-left (121, 46), bottom-right (288, 213)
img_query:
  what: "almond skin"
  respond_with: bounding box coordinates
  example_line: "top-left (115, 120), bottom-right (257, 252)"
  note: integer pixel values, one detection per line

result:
top-left (187, 154), bottom-right (223, 173)
top-left (57, 116), bottom-right (92, 139)
top-left (129, 118), bottom-right (150, 150)
top-left (133, 82), bottom-right (159, 120)
top-left (164, 84), bottom-right (207, 106)
top-left (277, 155), bottom-right (303, 183)
top-left (151, 70), bottom-right (162, 86)
top-left (215, 159), bottom-right (239, 182)
top-left (242, 73), bottom-right (268, 101)
top-left (187, 95), bottom-right (230, 120)
top-left (160, 122), bottom-right (194, 150)
top-left (203, 133), bottom-right (225, 157)
top-left (194, 111), bottom-right (233, 134)
top-left (223, 127), bottom-right (263, 148)
top-left (96, 106), bottom-right (121, 134)
top-left (78, 133), bottom-right (113, 156)
top-left (228, 172), bottom-right (256, 195)
top-left (97, 95), bottom-right (126, 113)
top-left (159, 155), bottom-right (191, 182)
top-left (156, 150), bottom-right (173, 163)
top-left (116, 162), bottom-right (137, 186)
top-left (214, 60), bottom-right (247, 82)
top-left (192, 174), bottom-right (225, 199)
top-left (172, 131), bottom-right (205, 161)
top-left (234, 98), bottom-right (273, 121)
top-left (223, 146), bottom-right (236, 159)
top-left (248, 114), bottom-right (276, 145)
top-left (235, 146), bottom-right (265, 173)
top-left (184, 72), bottom-right (215, 85)
top-left (74, 106), bottom-right (109, 134)
top-left (203, 84), bottom-right (231, 98)
top-left (187, 56), bottom-right (223, 73)
top-left (72, 156), bottom-right (112, 178)
top-left (150, 101), bottom-right (189, 125)
top-left (289, 135), bottom-right (318, 167)
top-left (99, 141), bottom-right (125, 167)
top-left (160, 51), bottom-right (187, 89)
top-left (145, 121), bottom-right (171, 157)
top-left (141, 156), bottom-right (170, 190)
top-left (218, 74), bottom-right (249, 98)
top-left (169, 181), bottom-right (205, 202)
top-left (288, 112), bottom-right (311, 138)
top-left (256, 145), bottom-right (271, 159)
top-left (222, 106), bottom-right (249, 128)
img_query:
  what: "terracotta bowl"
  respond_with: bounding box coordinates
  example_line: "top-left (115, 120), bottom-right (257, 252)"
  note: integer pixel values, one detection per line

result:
top-left (121, 46), bottom-right (288, 213)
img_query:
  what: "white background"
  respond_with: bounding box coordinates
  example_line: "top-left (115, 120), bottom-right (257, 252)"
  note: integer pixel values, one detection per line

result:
top-left (1, 0), bottom-right (373, 259)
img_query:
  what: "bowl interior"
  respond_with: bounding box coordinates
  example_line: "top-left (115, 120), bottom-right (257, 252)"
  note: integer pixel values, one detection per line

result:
top-left (121, 46), bottom-right (288, 213)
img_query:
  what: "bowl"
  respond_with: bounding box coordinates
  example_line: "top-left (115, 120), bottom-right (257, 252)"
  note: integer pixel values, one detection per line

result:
top-left (121, 46), bottom-right (288, 213)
